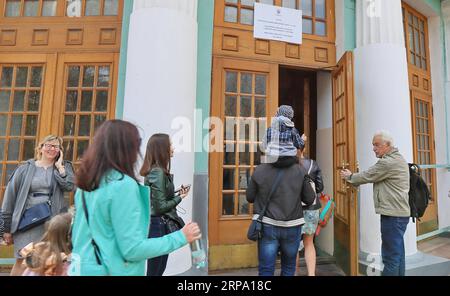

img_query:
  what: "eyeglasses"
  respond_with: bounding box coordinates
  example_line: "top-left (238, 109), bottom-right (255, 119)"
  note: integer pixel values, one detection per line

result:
top-left (43, 143), bottom-right (60, 150)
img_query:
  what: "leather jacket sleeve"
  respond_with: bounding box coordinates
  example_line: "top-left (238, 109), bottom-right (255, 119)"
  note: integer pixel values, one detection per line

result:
top-left (312, 162), bottom-right (324, 193)
top-left (147, 168), bottom-right (182, 216)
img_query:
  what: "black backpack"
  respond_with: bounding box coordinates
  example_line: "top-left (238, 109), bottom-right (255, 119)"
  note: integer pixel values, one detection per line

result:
top-left (408, 163), bottom-right (431, 222)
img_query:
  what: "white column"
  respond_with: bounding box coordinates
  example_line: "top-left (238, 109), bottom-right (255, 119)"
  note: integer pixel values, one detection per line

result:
top-left (354, 0), bottom-right (417, 257)
top-left (123, 0), bottom-right (198, 275)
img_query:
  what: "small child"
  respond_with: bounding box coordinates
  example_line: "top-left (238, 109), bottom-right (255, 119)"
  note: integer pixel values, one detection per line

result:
top-left (262, 105), bottom-right (306, 159)
top-left (20, 213), bottom-right (73, 276)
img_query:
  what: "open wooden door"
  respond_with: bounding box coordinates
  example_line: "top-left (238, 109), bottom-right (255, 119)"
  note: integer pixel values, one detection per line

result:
top-left (332, 51), bottom-right (358, 276)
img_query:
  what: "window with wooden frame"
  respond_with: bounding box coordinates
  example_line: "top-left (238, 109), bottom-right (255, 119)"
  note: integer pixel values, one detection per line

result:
top-left (222, 70), bottom-right (267, 217)
top-left (3, 0), bottom-right (119, 17)
top-left (61, 64), bottom-right (111, 169)
top-left (223, 0), bottom-right (327, 37)
top-left (0, 64), bottom-right (44, 203)
top-left (281, 0), bottom-right (327, 36)
top-left (402, 5), bottom-right (428, 71)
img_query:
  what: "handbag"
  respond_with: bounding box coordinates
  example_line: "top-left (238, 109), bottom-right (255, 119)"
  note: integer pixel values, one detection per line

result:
top-left (247, 169), bottom-right (285, 241)
top-left (17, 201), bottom-right (51, 232)
top-left (18, 171), bottom-right (55, 232)
top-left (161, 214), bottom-right (185, 234)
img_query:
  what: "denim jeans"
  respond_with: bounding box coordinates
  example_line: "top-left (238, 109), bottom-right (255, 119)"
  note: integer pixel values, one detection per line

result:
top-left (147, 217), bottom-right (169, 276)
top-left (257, 223), bottom-right (302, 276)
top-left (380, 215), bottom-right (410, 276)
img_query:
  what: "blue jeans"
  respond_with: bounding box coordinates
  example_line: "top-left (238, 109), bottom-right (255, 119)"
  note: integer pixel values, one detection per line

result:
top-left (380, 215), bottom-right (409, 276)
top-left (147, 217), bottom-right (169, 276)
top-left (257, 224), bottom-right (302, 276)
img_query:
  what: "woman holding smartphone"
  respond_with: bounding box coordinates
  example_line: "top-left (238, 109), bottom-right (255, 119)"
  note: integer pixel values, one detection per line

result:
top-left (1, 135), bottom-right (75, 275)
top-left (140, 134), bottom-right (190, 276)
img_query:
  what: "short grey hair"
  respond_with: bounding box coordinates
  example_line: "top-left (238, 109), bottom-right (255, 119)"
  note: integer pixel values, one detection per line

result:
top-left (373, 130), bottom-right (394, 147)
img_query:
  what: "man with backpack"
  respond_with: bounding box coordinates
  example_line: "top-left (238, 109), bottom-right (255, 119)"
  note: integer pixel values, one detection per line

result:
top-left (340, 130), bottom-right (410, 276)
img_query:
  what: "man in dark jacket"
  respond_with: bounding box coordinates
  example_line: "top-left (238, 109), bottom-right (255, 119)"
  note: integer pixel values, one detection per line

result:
top-left (246, 156), bottom-right (316, 276)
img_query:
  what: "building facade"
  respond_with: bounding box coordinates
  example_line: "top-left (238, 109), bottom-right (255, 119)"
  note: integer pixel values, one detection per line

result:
top-left (1, 0), bottom-right (449, 275)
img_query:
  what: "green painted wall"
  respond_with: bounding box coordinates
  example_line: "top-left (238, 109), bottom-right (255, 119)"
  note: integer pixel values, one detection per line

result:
top-left (425, 0), bottom-right (442, 14)
top-left (115, 0), bottom-right (133, 119)
top-left (194, 0), bottom-right (215, 174)
top-left (344, 0), bottom-right (356, 51)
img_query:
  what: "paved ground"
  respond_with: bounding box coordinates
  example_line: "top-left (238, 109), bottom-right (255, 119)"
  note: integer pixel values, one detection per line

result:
top-left (417, 231), bottom-right (450, 276)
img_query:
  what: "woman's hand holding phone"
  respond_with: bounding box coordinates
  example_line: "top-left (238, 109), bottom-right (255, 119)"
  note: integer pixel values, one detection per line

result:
top-left (55, 150), bottom-right (65, 176)
top-left (176, 184), bottom-right (191, 199)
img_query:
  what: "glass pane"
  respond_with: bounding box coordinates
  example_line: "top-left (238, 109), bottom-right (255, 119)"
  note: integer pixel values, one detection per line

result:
top-left (0, 91), bottom-right (11, 112)
top-left (30, 67), bottom-right (43, 87)
top-left (24, 0), bottom-right (39, 17)
top-left (15, 67), bottom-right (28, 87)
top-left (77, 140), bottom-right (89, 160)
top-left (408, 12), bottom-right (413, 25)
top-left (63, 140), bottom-right (74, 161)
top-left (225, 0), bottom-right (238, 3)
top-left (238, 168), bottom-right (250, 190)
top-left (27, 91), bottom-right (40, 111)
top-left (0, 115), bottom-right (7, 136)
top-left (104, 0), bottom-right (119, 16)
top-left (226, 72), bottom-right (238, 93)
top-left (224, 143), bottom-right (236, 165)
top-left (282, 0), bottom-right (296, 9)
top-left (315, 21), bottom-right (326, 36)
top-left (420, 33), bottom-right (426, 56)
top-left (239, 143), bottom-right (251, 165)
top-left (68, 66), bottom-right (80, 87)
top-left (6, 0), bottom-right (21, 17)
top-left (257, 119), bottom-right (267, 143)
top-left (424, 102), bottom-right (428, 117)
top-left (315, 0), bottom-right (326, 18)
top-left (255, 98), bottom-right (266, 118)
top-left (23, 139), bottom-right (35, 160)
top-left (223, 169), bottom-right (235, 190)
top-left (410, 52), bottom-right (415, 65)
top-left (222, 194), bottom-right (234, 216)
top-left (94, 115), bottom-right (106, 131)
top-left (255, 75), bottom-right (266, 95)
top-left (225, 95), bottom-right (237, 116)
top-left (81, 91), bottom-right (93, 111)
top-left (302, 0), bottom-right (312, 16)
top-left (42, 0), bottom-right (57, 16)
top-left (66, 91), bottom-right (78, 111)
top-left (10, 115), bottom-right (22, 136)
top-left (25, 115), bottom-right (38, 135)
top-left (259, 0), bottom-right (274, 5)
top-left (0, 139), bottom-right (5, 160)
top-left (240, 8), bottom-right (254, 25)
top-left (82, 66), bottom-right (95, 87)
top-left (1, 67), bottom-right (14, 87)
top-left (239, 120), bottom-right (251, 141)
top-left (95, 90), bottom-right (108, 112)
top-left (224, 6), bottom-right (238, 23)
top-left (303, 19), bottom-right (313, 34)
top-left (97, 66), bottom-right (110, 87)
top-left (64, 115), bottom-right (76, 136)
top-left (414, 29), bottom-right (419, 54)
top-left (420, 20), bottom-right (424, 31)
top-left (242, 0), bottom-right (255, 6)
top-left (7, 138), bottom-right (20, 160)
top-left (238, 193), bottom-right (250, 215)
top-left (241, 73), bottom-right (252, 94)
top-left (241, 96), bottom-right (252, 117)
top-left (78, 115), bottom-right (91, 136)
top-left (225, 118), bottom-right (237, 141)
top-left (86, 0), bottom-right (100, 16)
top-left (413, 15), bottom-right (418, 27)
top-left (408, 26), bottom-right (414, 53)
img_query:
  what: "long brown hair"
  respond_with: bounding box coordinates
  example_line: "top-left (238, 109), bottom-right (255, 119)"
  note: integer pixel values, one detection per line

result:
top-left (139, 133), bottom-right (171, 176)
top-left (76, 120), bottom-right (141, 191)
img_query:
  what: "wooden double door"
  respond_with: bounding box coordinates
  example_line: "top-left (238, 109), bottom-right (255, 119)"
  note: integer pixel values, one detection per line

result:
top-left (209, 52), bottom-right (358, 275)
top-left (0, 52), bottom-right (119, 205)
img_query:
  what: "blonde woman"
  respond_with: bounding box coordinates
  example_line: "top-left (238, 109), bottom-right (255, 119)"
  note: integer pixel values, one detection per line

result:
top-left (1, 135), bottom-right (75, 276)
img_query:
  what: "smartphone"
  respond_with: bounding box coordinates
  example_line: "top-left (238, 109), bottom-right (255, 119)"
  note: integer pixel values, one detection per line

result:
top-left (56, 152), bottom-right (61, 162)
top-left (175, 184), bottom-right (192, 194)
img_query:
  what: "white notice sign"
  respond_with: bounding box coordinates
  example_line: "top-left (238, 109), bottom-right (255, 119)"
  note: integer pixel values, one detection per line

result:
top-left (254, 3), bottom-right (302, 45)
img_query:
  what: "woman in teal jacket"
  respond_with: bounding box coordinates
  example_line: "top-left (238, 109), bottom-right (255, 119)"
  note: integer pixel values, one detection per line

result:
top-left (69, 120), bottom-right (200, 276)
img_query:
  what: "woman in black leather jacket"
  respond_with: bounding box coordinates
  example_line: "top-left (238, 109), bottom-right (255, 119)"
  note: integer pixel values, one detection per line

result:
top-left (298, 145), bottom-right (324, 276)
top-left (139, 134), bottom-right (190, 276)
